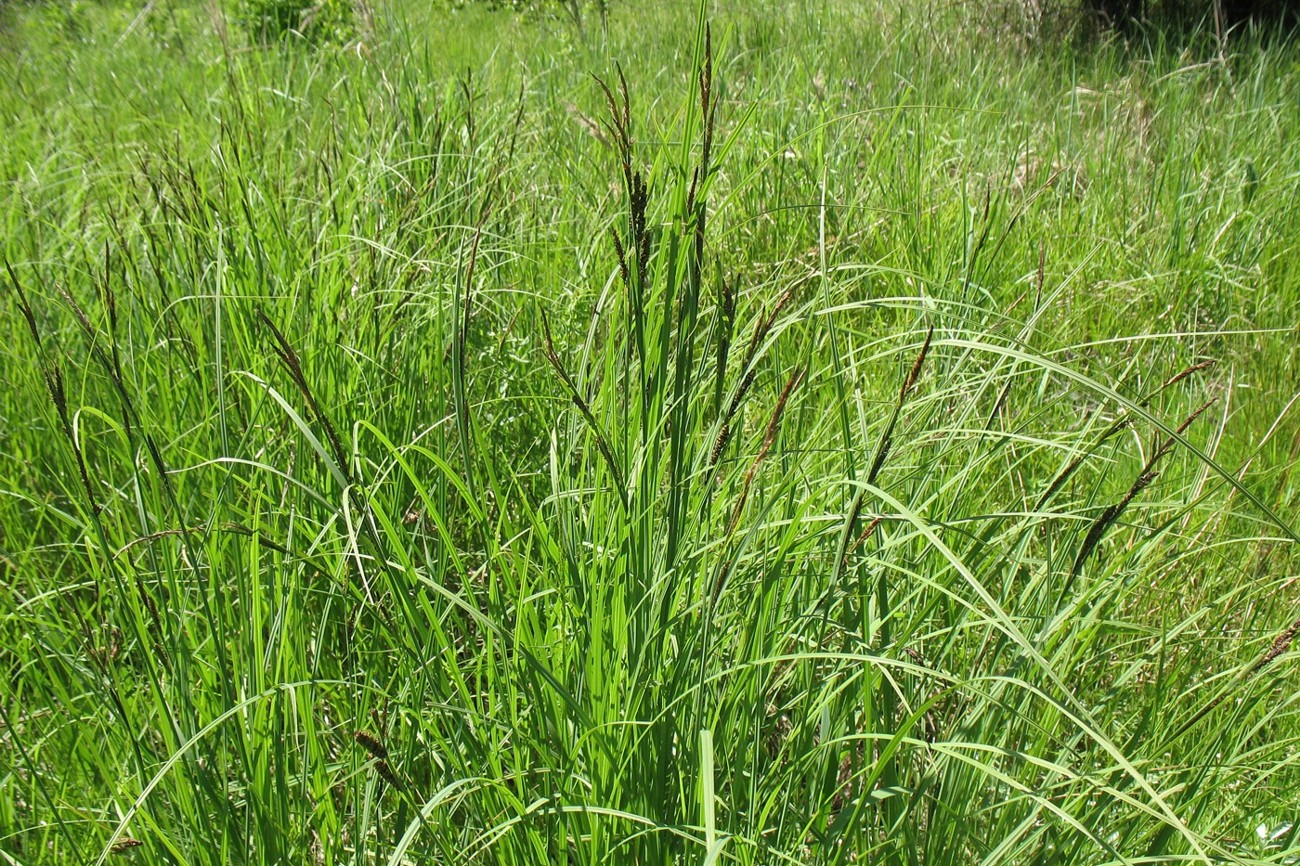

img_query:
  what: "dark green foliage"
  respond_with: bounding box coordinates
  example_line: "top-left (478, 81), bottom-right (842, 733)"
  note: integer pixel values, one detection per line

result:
top-left (1085, 0), bottom-right (1300, 31)
top-left (457, 0), bottom-right (608, 33)
top-left (241, 0), bottom-right (356, 43)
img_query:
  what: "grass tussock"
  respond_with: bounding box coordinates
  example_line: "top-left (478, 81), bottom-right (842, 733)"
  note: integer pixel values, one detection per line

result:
top-left (2, 0), bottom-right (1300, 864)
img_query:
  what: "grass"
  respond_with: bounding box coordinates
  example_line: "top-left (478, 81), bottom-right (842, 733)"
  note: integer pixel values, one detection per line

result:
top-left (2, 0), bottom-right (1299, 863)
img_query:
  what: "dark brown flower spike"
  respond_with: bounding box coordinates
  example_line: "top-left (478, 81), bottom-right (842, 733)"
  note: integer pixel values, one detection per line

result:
top-left (354, 729), bottom-right (388, 761)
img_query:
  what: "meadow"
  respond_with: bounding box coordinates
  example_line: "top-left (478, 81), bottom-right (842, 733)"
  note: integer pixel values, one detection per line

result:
top-left (2, 0), bottom-right (1299, 863)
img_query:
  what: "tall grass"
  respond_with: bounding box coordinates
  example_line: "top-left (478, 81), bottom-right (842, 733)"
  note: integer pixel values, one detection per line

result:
top-left (2, 1), bottom-right (1299, 864)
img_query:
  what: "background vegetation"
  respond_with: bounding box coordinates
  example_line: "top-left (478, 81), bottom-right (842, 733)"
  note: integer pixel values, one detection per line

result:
top-left (2, 0), bottom-right (1299, 864)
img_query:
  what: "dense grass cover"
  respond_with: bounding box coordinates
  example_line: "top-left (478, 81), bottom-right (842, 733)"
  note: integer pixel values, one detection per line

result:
top-left (2, 1), bottom-right (1299, 863)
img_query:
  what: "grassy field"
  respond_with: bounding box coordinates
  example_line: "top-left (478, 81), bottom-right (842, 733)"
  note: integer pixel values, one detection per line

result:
top-left (2, 1), bottom-right (1300, 863)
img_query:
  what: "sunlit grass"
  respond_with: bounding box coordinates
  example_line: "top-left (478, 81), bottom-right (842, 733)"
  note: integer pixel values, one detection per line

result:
top-left (2, 1), bottom-right (1299, 864)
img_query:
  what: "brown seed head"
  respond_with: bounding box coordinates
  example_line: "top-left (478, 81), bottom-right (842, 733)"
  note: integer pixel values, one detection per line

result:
top-left (354, 729), bottom-right (388, 761)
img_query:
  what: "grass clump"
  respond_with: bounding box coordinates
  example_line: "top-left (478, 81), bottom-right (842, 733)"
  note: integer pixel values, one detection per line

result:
top-left (1, 0), bottom-right (1300, 864)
